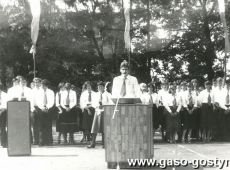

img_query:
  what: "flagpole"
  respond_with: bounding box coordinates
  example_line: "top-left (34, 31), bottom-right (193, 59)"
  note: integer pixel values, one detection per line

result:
top-left (33, 52), bottom-right (36, 78)
top-left (128, 0), bottom-right (132, 73)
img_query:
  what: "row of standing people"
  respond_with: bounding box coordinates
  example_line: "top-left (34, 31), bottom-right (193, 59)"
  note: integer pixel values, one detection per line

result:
top-left (0, 75), bottom-right (113, 148)
top-left (139, 77), bottom-right (230, 143)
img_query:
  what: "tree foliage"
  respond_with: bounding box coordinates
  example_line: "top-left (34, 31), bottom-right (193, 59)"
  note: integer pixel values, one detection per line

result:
top-left (0, 0), bottom-right (229, 90)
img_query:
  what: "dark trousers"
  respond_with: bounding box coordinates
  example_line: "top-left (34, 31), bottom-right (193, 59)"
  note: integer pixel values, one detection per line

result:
top-left (36, 108), bottom-right (53, 145)
top-left (32, 108), bottom-right (40, 144)
top-left (0, 110), bottom-right (7, 147)
top-left (214, 107), bottom-right (225, 140)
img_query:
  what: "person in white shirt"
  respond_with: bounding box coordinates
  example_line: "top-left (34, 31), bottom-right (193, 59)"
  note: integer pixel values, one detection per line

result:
top-left (163, 86), bottom-right (182, 143)
top-left (31, 77), bottom-right (42, 145)
top-left (70, 84), bottom-right (82, 135)
top-left (59, 82), bottom-right (77, 144)
top-left (55, 82), bottom-right (66, 144)
top-left (80, 81), bottom-right (97, 143)
top-left (181, 83), bottom-right (198, 143)
top-left (147, 83), bottom-right (159, 137)
top-left (199, 81), bottom-right (214, 142)
top-left (8, 76), bottom-right (33, 102)
top-left (139, 83), bottom-right (149, 104)
top-left (178, 81), bottom-right (188, 142)
top-left (157, 80), bottom-right (169, 141)
top-left (212, 77), bottom-right (225, 141)
top-left (191, 79), bottom-right (203, 141)
top-left (112, 60), bottom-right (140, 98)
top-left (88, 81), bottom-right (105, 148)
top-left (7, 78), bottom-right (19, 101)
top-left (36, 79), bottom-right (55, 146)
top-left (0, 80), bottom-right (8, 147)
top-left (102, 82), bottom-right (113, 105)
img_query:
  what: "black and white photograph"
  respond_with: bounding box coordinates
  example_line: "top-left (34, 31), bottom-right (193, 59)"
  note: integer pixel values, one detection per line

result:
top-left (0, 0), bottom-right (230, 169)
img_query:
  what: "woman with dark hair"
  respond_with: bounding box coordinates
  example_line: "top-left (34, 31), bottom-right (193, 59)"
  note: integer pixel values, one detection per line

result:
top-left (102, 82), bottom-right (113, 104)
top-left (80, 81), bottom-right (97, 143)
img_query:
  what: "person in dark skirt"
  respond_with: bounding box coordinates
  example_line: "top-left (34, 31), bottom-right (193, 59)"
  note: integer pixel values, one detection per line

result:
top-left (148, 83), bottom-right (159, 136)
top-left (56, 82), bottom-right (77, 144)
top-left (88, 81), bottom-right (105, 148)
top-left (163, 86), bottom-right (182, 143)
top-left (212, 77), bottom-right (225, 141)
top-left (80, 81), bottom-right (97, 143)
top-left (199, 81), bottom-right (214, 143)
top-left (56, 82), bottom-right (66, 144)
top-left (71, 85), bottom-right (82, 133)
top-left (157, 80), bottom-right (169, 142)
top-left (178, 81), bottom-right (187, 143)
top-left (181, 83), bottom-right (198, 143)
top-left (191, 79), bottom-right (201, 141)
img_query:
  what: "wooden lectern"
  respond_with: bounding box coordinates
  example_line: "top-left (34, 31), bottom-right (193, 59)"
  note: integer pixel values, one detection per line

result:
top-left (7, 101), bottom-right (31, 156)
top-left (104, 104), bottom-right (153, 168)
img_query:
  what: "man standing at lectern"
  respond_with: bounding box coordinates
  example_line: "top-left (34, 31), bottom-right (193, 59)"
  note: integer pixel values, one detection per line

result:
top-left (112, 60), bottom-right (140, 98)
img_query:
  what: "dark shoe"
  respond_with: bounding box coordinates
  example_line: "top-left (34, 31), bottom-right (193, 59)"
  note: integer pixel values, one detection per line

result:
top-left (63, 140), bottom-right (68, 145)
top-left (80, 138), bottom-right (86, 143)
top-left (33, 141), bottom-right (39, 145)
top-left (87, 143), bottom-right (95, 148)
top-left (181, 138), bottom-right (185, 144)
top-left (69, 140), bottom-right (75, 145)
top-left (39, 142), bottom-right (44, 146)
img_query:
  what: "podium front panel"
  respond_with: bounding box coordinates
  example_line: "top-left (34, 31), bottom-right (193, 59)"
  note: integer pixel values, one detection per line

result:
top-left (7, 101), bottom-right (31, 156)
top-left (104, 104), bottom-right (153, 164)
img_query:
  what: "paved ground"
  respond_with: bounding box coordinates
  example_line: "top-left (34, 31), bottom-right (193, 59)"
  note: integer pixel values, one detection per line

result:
top-left (1, 135), bottom-right (230, 170)
top-left (1, 127), bottom-right (230, 170)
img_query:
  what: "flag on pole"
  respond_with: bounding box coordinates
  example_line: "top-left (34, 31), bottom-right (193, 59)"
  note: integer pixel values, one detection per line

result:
top-left (218, 0), bottom-right (230, 53)
top-left (123, 0), bottom-right (131, 50)
top-left (28, 0), bottom-right (41, 56)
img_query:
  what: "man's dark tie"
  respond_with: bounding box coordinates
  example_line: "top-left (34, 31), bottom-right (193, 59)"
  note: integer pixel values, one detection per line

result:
top-left (88, 91), bottom-right (92, 102)
top-left (98, 92), bottom-right (103, 106)
top-left (66, 90), bottom-right (70, 106)
top-left (21, 87), bottom-right (24, 98)
top-left (208, 93), bottom-right (211, 105)
top-left (58, 92), bottom-right (61, 105)
top-left (149, 94), bottom-right (153, 104)
top-left (226, 90), bottom-right (230, 105)
top-left (173, 95), bottom-right (177, 107)
top-left (43, 90), bottom-right (47, 107)
top-left (189, 92), bottom-right (193, 106)
top-left (120, 77), bottom-right (126, 97)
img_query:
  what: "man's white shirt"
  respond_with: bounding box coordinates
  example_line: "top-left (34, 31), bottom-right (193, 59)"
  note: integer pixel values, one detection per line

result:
top-left (112, 75), bottom-right (140, 98)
